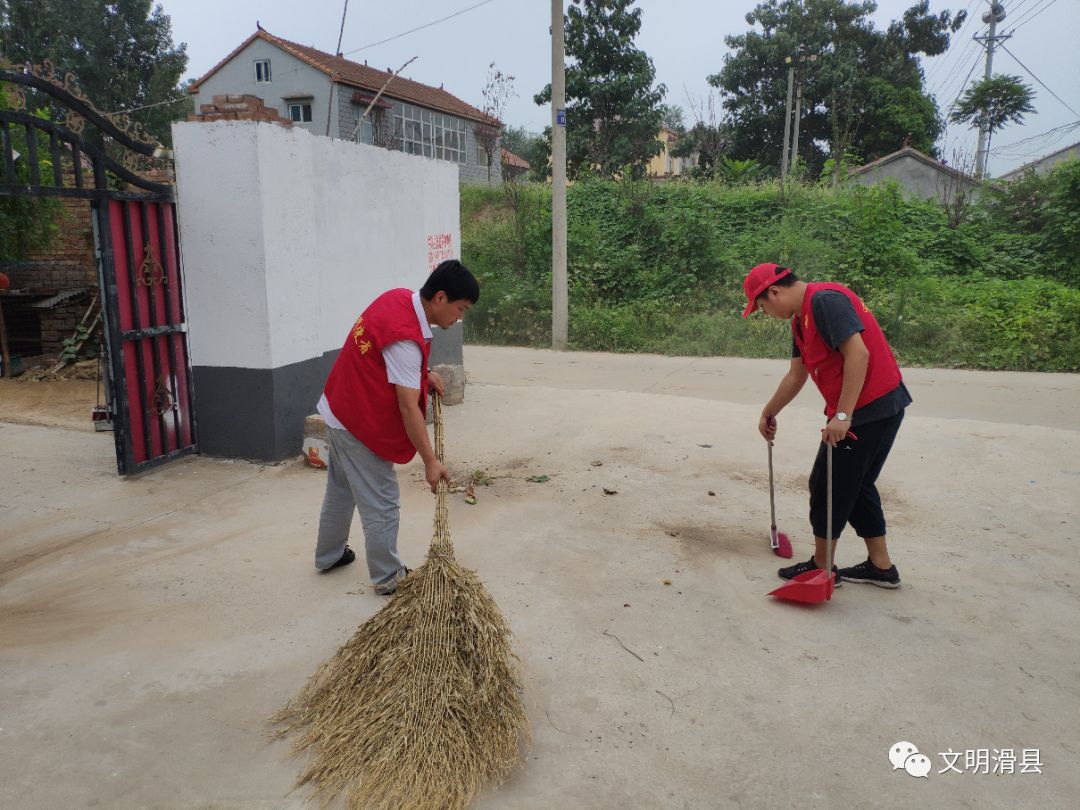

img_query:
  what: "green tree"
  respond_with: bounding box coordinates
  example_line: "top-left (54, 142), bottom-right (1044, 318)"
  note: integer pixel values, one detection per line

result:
top-left (535, 0), bottom-right (666, 179)
top-left (671, 122), bottom-right (730, 178)
top-left (658, 103), bottom-right (685, 133)
top-left (0, 90), bottom-right (60, 258)
top-left (0, 0), bottom-right (188, 146)
top-left (501, 125), bottom-right (548, 181)
top-left (708, 0), bottom-right (965, 178)
top-left (951, 73), bottom-right (1036, 165)
top-left (476, 62), bottom-right (515, 183)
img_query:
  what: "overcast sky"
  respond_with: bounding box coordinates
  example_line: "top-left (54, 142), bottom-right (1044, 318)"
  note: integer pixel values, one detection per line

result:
top-left (159, 0), bottom-right (1079, 175)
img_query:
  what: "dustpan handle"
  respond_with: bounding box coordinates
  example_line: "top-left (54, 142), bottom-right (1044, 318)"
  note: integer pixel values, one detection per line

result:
top-left (825, 442), bottom-right (833, 574)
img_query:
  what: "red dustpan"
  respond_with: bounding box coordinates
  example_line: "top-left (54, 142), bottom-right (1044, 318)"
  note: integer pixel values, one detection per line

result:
top-left (768, 442), bottom-right (837, 603)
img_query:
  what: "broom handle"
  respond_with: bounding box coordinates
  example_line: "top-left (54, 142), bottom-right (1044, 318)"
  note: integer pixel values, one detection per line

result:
top-left (432, 390), bottom-right (448, 497)
top-left (430, 391), bottom-right (452, 553)
top-left (767, 440), bottom-right (777, 530)
top-left (432, 390), bottom-right (444, 465)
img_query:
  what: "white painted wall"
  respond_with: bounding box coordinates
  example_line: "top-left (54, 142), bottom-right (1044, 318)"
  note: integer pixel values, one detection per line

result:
top-left (173, 120), bottom-right (460, 370)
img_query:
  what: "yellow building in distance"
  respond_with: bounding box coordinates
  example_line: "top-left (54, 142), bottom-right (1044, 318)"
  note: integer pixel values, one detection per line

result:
top-left (648, 125), bottom-right (692, 179)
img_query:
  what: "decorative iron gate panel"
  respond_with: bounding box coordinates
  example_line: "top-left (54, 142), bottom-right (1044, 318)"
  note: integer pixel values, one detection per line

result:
top-left (102, 199), bottom-right (195, 471)
top-left (1, 63), bottom-right (197, 474)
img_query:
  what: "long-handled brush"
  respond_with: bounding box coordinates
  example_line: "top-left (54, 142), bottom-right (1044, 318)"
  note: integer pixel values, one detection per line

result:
top-left (767, 440), bottom-right (793, 558)
top-left (273, 393), bottom-right (528, 810)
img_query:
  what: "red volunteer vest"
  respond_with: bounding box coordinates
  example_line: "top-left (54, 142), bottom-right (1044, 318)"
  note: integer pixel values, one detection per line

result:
top-left (324, 288), bottom-right (430, 463)
top-left (792, 282), bottom-right (902, 419)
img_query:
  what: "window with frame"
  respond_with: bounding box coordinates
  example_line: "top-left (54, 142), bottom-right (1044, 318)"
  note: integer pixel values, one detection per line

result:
top-left (288, 102), bottom-right (312, 123)
top-left (358, 115), bottom-right (374, 144)
top-left (392, 103), bottom-right (468, 164)
top-left (255, 60), bottom-right (271, 83)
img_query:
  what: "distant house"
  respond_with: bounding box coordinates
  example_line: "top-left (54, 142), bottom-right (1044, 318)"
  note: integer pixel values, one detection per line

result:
top-left (188, 26), bottom-right (501, 185)
top-left (998, 141), bottom-right (1080, 181)
top-left (847, 147), bottom-right (979, 204)
top-left (648, 125), bottom-right (692, 179)
top-left (500, 148), bottom-right (530, 182)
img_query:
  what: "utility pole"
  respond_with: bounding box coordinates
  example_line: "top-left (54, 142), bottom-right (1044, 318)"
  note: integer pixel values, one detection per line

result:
top-left (973, 1), bottom-right (1010, 178)
top-left (781, 60), bottom-right (794, 182)
top-left (791, 69), bottom-right (804, 175)
top-left (551, 0), bottom-right (568, 350)
top-left (780, 52), bottom-right (815, 179)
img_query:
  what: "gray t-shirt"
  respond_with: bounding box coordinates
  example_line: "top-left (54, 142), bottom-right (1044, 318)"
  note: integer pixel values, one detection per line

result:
top-left (792, 290), bottom-right (911, 426)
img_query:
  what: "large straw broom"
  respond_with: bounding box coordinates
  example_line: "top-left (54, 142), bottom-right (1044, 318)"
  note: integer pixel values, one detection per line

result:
top-left (273, 393), bottom-right (528, 810)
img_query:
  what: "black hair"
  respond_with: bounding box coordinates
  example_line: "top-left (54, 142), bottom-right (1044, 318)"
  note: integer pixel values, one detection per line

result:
top-left (421, 259), bottom-right (480, 303)
top-left (756, 267), bottom-right (798, 300)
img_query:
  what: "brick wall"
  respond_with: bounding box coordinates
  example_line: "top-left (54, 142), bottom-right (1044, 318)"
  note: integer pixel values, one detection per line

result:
top-left (190, 95), bottom-right (293, 126)
top-left (4, 160), bottom-right (128, 292)
top-left (38, 296), bottom-right (97, 357)
top-left (6, 197), bottom-right (98, 290)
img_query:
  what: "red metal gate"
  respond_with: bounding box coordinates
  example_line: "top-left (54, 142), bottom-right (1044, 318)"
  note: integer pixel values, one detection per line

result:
top-left (99, 199), bottom-right (196, 472)
top-left (1, 64), bottom-right (197, 474)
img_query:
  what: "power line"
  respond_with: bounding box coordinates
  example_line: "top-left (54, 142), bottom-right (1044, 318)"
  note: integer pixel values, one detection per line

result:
top-left (1010, 0), bottom-right (1060, 31)
top-left (930, 33), bottom-right (979, 100)
top-left (993, 119), bottom-right (1080, 151)
top-left (928, 0), bottom-right (987, 106)
top-left (108, 95), bottom-right (191, 115)
top-left (943, 49), bottom-right (984, 114)
top-left (1001, 0), bottom-right (1032, 15)
top-left (932, 39), bottom-right (980, 103)
top-left (999, 42), bottom-right (1080, 119)
top-left (925, 0), bottom-right (980, 88)
top-left (341, 0), bottom-right (498, 57)
top-left (993, 127), bottom-right (1078, 157)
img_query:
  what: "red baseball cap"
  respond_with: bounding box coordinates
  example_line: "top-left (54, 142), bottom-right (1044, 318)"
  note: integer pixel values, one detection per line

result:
top-left (741, 263), bottom-right (792, 317)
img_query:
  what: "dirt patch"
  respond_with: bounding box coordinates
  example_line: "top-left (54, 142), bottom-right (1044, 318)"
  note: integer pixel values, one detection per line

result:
top-left (726, 468), bottom-right (804, 494)
top-left (0, 378), bottom-right (99, 431)
top-left (658, 522), bottom-right (759, 561)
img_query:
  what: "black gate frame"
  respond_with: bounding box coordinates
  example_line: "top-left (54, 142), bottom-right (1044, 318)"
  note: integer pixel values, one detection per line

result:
top-left (0, 63), bottom-right (197, 474)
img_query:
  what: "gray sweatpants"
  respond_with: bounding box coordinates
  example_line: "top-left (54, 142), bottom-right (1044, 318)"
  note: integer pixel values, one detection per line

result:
top-left (315, 427), bottom-right (406, 586)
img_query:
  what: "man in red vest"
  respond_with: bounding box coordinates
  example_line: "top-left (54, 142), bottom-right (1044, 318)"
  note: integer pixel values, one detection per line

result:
top-left (742, 263), bottom-right (911, 589)
top-left (314, 260), bottom-right (479, 595)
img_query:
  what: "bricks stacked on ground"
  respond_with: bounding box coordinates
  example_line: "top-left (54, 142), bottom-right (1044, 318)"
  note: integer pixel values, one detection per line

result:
top-left (189, 95), bottom-right (293, 127)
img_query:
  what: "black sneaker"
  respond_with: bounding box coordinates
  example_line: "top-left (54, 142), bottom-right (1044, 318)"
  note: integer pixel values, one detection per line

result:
top-left (321, 546), bottom-right (355, 573)
top-left (838, 558), bottom-right (901, 588)
top-left (778, 555), bottom-right (841, 586)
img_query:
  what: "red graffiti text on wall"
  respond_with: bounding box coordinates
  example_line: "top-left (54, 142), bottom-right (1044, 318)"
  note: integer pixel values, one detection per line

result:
top-left (427, 233), bottom-right (454, 271)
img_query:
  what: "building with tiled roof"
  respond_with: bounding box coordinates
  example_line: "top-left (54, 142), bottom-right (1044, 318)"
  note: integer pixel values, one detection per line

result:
top-left (188, 26), bottom-right (502, 185)
top-left (499, 147), bottom-right (530, 182)
top-left (847, 146), bottom-right (980, 204)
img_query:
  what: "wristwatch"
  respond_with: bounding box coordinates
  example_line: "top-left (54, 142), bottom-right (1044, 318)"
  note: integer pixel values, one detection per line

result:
top-left (834, 411), bottom-right (849, 422)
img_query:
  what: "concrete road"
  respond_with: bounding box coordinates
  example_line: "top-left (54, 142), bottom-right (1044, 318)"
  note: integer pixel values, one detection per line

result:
top-left (1, 347), bottom-right (1078, 809)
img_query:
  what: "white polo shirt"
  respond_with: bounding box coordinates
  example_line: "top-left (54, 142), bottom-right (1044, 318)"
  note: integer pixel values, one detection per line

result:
top-left (318, 291), bottom-right (433, 430)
